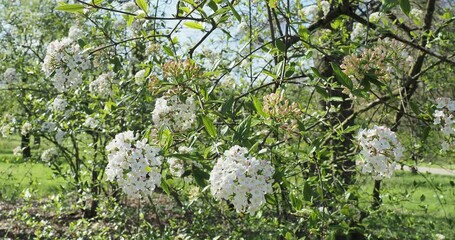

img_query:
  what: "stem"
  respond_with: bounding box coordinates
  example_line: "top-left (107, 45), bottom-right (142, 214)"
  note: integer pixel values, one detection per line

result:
top-left (147, 195), bottom-right (164, 233)
top-left (372, 179), bottom-right (382, 209)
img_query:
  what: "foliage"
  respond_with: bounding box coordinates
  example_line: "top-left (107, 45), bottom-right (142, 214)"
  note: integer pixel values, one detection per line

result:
top-left (0, 0), bottom-right (454, 238)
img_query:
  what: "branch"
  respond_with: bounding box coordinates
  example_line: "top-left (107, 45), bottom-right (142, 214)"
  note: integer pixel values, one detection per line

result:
top-left (345, 8), bottom-right (455, 67)
top-left (75, 0), bottom-right (205, 21)
top-left (88, 34), bottom-right (168, 55)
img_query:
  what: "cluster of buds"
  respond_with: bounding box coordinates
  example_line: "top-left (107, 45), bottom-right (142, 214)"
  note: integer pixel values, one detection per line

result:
top-left (341, 44), bottom-right (391, 82)
top-left (162, 59), bottom-right (201, 80)
top-left (262, 90), bottom-right (301, 137)
top-left (341, 38), bottom-right (414, 86)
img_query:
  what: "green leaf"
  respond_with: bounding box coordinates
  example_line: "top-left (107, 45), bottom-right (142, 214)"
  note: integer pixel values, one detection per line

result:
top-left (135, 0), bottom-right (149, 13)
top-left (331, 63), bottom-right (353, 90)
top-left (311, 67), bottom-right (323, 79)
top-left (202, 116), bottom-right (217, 138)
top-left (162, 45), bottom-right (174, 57)
top-left (184, 21), bottom-right (205, 30)
top-left (274, 39), bottom-right (286, 52)
top-left (92, 0), bottom-right (104, 5)
top-left (207, 1), bottom-right (218, 12)
top-left (55, 4), bottom-right (85, 13)
top-left (399, 0), bottom-right (410, 15)
top-left (193, 165), bottom-right (209, 187)
top-left (314, 85), bottom-right (329, 98)
top-left (252, 96), bottom-right (267, 117)
top-left (381, 0), bottom-right (398, 12)
top-left (268, 0), bottom-right (278, 8)
top-left (303, 181), bottom-right (313, 202)
top-left (226, 1), bottom-right (241, 22)
top-left (233, 116), bottom-right (252, 144)
top-left (420, 194), bottom-right (426, 202)
top-left (220, 95), bottom-right (234, 115)
top-left (159, 128), bottom-right (173, 150)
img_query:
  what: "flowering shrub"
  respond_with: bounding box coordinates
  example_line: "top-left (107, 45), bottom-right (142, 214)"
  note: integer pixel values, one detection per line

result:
top-left (357, 126), bottom-right (404, 180)
top-left (210, 146), bottom-right (274, 214)
top-left (105, 131), bottom-right (163, 198)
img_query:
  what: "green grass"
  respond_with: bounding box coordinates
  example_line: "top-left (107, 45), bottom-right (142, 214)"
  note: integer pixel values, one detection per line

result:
top-left (358, 171), bottom-right (455, 239)
top-left (0, 161), bottom-right (66, 200)
top-left (0, 135), bottom-right (66, 200)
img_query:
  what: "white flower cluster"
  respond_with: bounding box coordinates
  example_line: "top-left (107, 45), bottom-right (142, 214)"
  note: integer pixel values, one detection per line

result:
top-left (134, 69), bottom-right (147, 85)
top-left (41, 122), bottom-right (57, 132)
top-left (152, 96), bottom-right (197, 132)
top-left (369, 12), bottom-right (383, 23)
top-left (84, 116), bottom-right (99, 129)
top-left (167, 146), bottom-right (193, 177)
top-left (2, 68), bottom-right (18, 84)
top-left (209, 146), bottom-right (275, 215)
top-left (52, 95), bottom-right (68, 112)
top-left (410, 8), bottom-right (423, 19)
top-left (13, 146), bottom-right (23, 156)
top-left (167, 157), bottom-right (185, 177)
top-left (351, 22), bottom-right (366, 41)
top-left (299, 1), bottom-right (330, 21)
top-left (433, 97), bottom-right (455, 151)
top-left (68, 25), bottom-right (84, 41)
top-left (41, 148), bottom-right (58, 162)
top-left (21, 122), bottom-right (32, 136)
top-left (357, 126), bottom-right (403, 180)
top-left (105, 131), bottom-right (163, 198)
top-left (42, 26), bottom-right (90, 92)
top-left (1, 124), bottom-right (12, 137)
top-left (89, 72), bottom-right (114, 97)
top-left (56, 129), bottom-right (66, 144)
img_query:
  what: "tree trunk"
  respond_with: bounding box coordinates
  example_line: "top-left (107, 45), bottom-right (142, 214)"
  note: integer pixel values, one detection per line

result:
top-left (316, 55), bottom-right (356, 185)
top-left (21, 134), bottom-right (31, 159)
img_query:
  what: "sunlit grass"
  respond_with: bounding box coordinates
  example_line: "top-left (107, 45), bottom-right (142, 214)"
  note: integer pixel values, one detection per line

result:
top-left (358, 171), bottom-right (455, 238)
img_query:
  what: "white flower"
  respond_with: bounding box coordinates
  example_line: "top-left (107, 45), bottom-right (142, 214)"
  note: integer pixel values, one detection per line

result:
top-left (23, 188), bottom-right (32, 200)
top-left (357, 126), bottom-right (403, 180)
top-left (42, 37), bottom-right (90, 92)
top-left (3, 68), bottom-right (18, 84)
top-left (105, 131), bottom-right (163, 198)
top-left (52, 95), bottom-right (68, 112)
top-left (410, 8), bottom-right (423, 19)
top-left (1, 124), bottom-right (12, 137)
top-left (351, 23), bottom-right (366, 41)
top-left (152, 96), bottom-right (197, 132)
top-left (369, 12), bottom-right (382, 23)
top-left (13, 146), bottom-right (23, 156)
top-left (209, 145), bottom-right (274, 215)
top-left (68, 25), bottom-right (83, 40)
top-left (300, 5), bottom-right (318, 21)
top-left (435, 233), bottom-right (446, 240)
top-left (235, 21), bottom-right (248, 36)
top-left (41, 148), bottom-right (58, 162)
top-left (41, 122), bottom-right (57, 132)
top-left (21, 122), bottom-right (32, 136)
top-left (55, 129), bottom-right (66, 144)
top-left (320, 1), bottom-right (330, 16)
top-left (433, 97), bottom-right (455, 151)
top-left (84, 117), bottom-right (99, 129)
top-left (167, 157), bottom-right (185, 177)
top-left (122, 1), bottom-right (139, 12)
top-left (89, 72), bottom-right (113, 97)
top-left (134, 69), bottom-right (147, 85)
